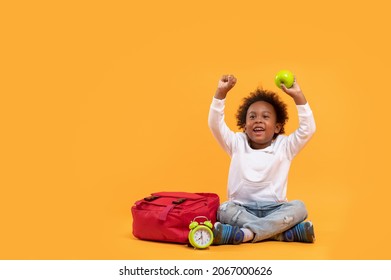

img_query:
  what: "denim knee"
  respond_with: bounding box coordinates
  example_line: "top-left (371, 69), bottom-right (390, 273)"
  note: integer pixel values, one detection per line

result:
top-left (289, 200), bottom-right (308, 221)
top-left (217, 201), bottom-right (241, 223)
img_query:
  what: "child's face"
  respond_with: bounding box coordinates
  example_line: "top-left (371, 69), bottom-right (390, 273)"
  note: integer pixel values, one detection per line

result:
top-left (244, 101), bottom-right (281, 149)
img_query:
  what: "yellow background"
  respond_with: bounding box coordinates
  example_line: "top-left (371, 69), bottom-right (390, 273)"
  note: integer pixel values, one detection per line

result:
top-left (1, 0), bottom-right (391, 259)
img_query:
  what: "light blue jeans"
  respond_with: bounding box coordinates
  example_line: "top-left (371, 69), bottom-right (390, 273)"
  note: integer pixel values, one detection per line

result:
top-left (217, 200), bottom-right (308, 242)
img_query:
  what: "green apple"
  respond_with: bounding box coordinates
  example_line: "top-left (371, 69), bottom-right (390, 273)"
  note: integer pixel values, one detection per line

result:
top-left (275, 70), bottom-right (294, 89)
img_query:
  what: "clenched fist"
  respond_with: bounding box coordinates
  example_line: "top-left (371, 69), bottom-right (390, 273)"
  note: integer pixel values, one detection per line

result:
top-left (215, 74), bottom-right (237, 100)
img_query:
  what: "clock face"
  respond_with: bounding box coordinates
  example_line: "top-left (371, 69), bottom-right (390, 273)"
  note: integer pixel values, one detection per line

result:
top-left (192, 227), bottom-right (213, 247)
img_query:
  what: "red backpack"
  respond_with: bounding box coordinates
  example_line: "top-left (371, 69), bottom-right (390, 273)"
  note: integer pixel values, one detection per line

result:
top-left (131, 192), bottom-right (220, 243)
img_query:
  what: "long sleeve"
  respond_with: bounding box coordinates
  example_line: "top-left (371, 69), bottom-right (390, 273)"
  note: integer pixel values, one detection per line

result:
top-left (285, 102), bottom-right (316, 160)
top-left (208, 97), bottom-right (236, 156)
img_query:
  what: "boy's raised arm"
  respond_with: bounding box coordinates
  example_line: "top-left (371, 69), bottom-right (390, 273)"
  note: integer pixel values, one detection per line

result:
top-left (280, 77), bottom-right (307, 105)
top-left (214, 74), bottom-right (237, 100)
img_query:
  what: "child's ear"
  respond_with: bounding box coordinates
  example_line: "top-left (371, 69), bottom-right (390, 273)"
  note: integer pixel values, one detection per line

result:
top-left (275, 123), bottom-right (282, 134)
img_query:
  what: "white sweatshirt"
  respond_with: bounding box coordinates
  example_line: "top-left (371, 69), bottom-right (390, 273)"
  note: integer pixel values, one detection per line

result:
top-left (208, 97), bottom-right (316, 204)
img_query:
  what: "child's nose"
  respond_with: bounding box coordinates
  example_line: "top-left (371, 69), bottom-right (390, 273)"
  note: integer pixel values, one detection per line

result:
top-left (255, 117), bottom-right (263, 122)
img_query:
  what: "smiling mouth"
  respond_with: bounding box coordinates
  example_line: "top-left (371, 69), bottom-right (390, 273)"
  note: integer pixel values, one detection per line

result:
top-left (253, 127), bottom-right (265, 134)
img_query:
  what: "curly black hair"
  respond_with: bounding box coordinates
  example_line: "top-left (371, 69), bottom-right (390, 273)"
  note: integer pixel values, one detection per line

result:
top-left (236, 88), bottom-right (289, 138)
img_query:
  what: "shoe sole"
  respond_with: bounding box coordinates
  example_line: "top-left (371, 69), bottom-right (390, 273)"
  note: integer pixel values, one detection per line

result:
top-left (304, 221), bottom-right (315, 243)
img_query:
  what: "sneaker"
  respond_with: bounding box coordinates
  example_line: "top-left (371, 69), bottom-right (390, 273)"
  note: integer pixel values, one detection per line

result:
top-left (283, 221), bottom-right (315, 243)
top-left (213, 222), bottom-right (244, 245)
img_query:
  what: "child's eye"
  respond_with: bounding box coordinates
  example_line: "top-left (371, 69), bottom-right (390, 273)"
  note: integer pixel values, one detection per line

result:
top-left (263, 115), bottom-right (270, 119)
top-left (249, 115), bottom-right (256, 119)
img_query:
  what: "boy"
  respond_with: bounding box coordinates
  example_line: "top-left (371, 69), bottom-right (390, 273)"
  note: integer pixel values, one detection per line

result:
top-left (208, 74), bottom-right (316, 244)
